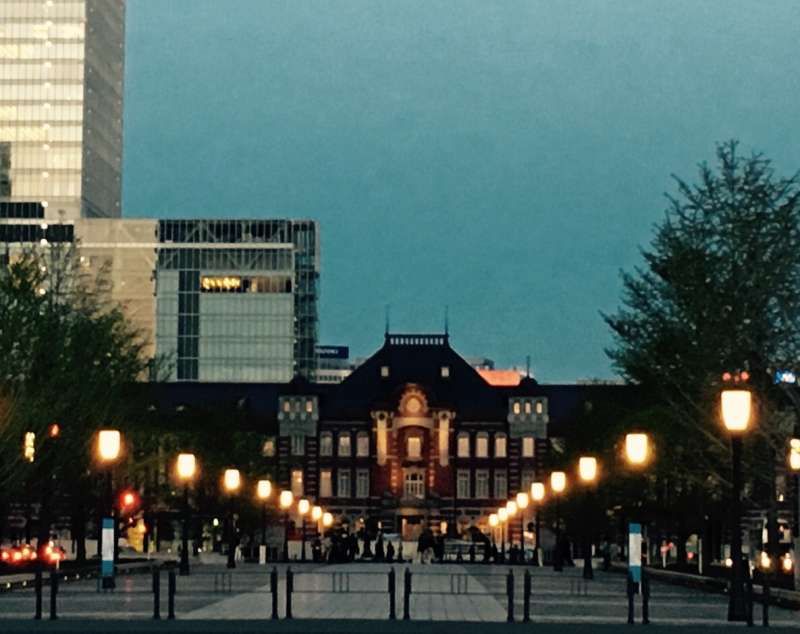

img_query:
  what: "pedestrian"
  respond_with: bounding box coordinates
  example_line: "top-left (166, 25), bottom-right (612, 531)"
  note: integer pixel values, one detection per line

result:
top-left (386, 541), bottom-right (395, 563)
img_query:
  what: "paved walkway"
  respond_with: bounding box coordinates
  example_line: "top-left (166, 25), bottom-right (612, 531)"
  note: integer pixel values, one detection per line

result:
top-left (1, 560), bottom-right (798, 625)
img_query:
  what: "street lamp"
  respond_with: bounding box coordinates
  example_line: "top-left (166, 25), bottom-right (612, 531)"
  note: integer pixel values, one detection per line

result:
top-left (256, 479), bottom-right (272, 564)
top-left (311, 505), bottom-right (323, 538)
top-left (489, 513), bottom-right (499, 557)
top-left (625, 433), bottom-right (650, 467)
top-left (175, 453), bottom-right (196, 576)
top-left (516, 492), bottom-right (529, 557)
top-left (280, 490), bottom-right (294, 562)
top-left (551, 471), bottom-right (567, 572)
top-left (530, 482), bottom-right (545, 566)
top-left (322, 511), bottom-right (333, 530)
top-left (498, 507), bottom-right (508, 561)
top-left (223, 469), bottom-right (241, 569)
top-left (578, 457), bottom-right (598, 580)
top-left (721, 387), bottom-right (752, 622)
top-left (96, 429), bottom-right (121, 589)
top-left (789, 439), bottom-right (800, 577)
top-left (298, 498), bottom-right (310, 562)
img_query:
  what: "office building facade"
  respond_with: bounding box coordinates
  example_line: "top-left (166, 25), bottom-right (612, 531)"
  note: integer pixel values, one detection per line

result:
top-left (0, 0), bottom-right (125, 221)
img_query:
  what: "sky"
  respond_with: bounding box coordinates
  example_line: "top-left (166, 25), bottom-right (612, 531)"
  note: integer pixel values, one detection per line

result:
top-left (122, 0), bottom-right (800, 382)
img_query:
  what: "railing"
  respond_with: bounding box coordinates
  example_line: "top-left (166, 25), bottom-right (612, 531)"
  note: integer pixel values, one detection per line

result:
top-left (285, 567), bottom-right (396, 620)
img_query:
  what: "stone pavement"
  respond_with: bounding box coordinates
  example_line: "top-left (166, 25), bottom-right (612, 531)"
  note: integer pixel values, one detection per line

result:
top-left (1, 560), bottom-right (799, 626)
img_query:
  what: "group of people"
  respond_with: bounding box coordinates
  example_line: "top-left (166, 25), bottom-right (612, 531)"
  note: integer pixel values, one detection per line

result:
top-left (310, 529), bottom-right (404, 564)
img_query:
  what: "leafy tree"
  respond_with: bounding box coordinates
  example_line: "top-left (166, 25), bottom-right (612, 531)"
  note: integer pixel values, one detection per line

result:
top-left (602, 140), bottom-right (800, 560)
top-left (0, 243), bottom-right (154, 557)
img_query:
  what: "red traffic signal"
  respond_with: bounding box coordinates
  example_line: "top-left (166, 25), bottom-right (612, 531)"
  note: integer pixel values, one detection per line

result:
top-left (119, 490), bottom-right (140, 513)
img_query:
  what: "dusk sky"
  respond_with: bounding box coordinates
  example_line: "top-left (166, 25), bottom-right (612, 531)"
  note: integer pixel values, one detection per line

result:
top-left (123, 1), bottom-right (800, 382)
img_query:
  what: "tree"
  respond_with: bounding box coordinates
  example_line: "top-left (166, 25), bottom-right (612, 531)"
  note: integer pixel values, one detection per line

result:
top-left (603, 140), bottom-right (800, 560)
top-left (0, 242), bottom-right (154, 557)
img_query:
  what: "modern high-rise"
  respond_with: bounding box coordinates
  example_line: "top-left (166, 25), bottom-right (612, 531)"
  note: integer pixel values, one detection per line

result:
top-left (0, 0), bottom-right (125, 222)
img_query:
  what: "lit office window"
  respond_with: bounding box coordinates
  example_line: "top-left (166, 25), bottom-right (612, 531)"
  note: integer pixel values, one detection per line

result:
top-left (476, 433), bottom-right (489, 458)
top-left (338, 432), bottom-right (351, 457)
top-left (494, 433), bottom-right (507, 458)
top-left (457, 433), bottom-right (470, 458)
top-left (337, 469), bottom-right (351, 498)
top-left (291, 469), bottom-right (303, 497)
top-left (356, 432), bottom-right (369, 457)
top-left (457, 469), bottom-right (470, 499)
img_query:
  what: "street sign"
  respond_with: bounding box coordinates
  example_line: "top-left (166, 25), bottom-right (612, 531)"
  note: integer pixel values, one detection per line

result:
top-left (628, 522), bottom-right (642, 583)
top-left (101, 517), bottom-right (114, 579)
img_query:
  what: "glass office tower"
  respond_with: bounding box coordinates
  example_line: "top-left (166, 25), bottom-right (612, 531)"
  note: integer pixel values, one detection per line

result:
top-left (0, 0), bottom-right (125, 221)
top-left (156, 219), bottom-right (320, 382)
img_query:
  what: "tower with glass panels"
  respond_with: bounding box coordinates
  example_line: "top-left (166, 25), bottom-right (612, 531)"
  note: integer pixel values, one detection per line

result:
top-left (0, 0), bottom-right (125, 222)
top-left (155, 219), bottom-right (320, 382)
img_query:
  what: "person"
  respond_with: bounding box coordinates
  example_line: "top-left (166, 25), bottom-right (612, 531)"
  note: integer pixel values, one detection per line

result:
top-left (386, 541), bottom-right (395, 563)
top-left (397, 542), bottom-right (404, 563)
top-left (374, 532), bottom-right (385, 562)
top-left (311, 537), bottom-right (322, 562)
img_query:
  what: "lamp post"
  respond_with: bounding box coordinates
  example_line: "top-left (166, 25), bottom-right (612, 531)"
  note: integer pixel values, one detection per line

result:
top-left (578, 456), bottom-right (598, 580)
top-left (498, 507), bottom-right (508, 561)
top-left (789, 439), bottom-right (800, 590)
top-left (223, 469), bottom-right (241, 569)
top-left (721, 387), bottom-right (752, 622)
top-left (516, 492), bottom-right (529, 557)
top-left (550, 471), bottom-right (566, 571)
top-left (311, 505), bottom-right (322, 535)
top-left (280, 490), bottom-right (294, 562)
top-left (322, 511), bottom-right (333, 532)
top-left (530, 482), bottom-right (545, 566)
top-left (506, 500), bottom-right (518, 561)
top-left (298, 498), bottom-right (310, 562)
top-left (489, 513), bottom-right (499, 559)
top-left (96, 430), bottom-right (121, 589)
top-left (176, 453), bottom-right (197, 576)
top-left (257, 479), bottom-right (272, 564)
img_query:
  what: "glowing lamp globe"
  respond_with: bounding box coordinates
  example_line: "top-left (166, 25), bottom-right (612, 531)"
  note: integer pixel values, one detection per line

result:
top-left (488, 513), bottom-right (498, 528)
top-left (625, 433), bottom-right (650, 466)
top-left (550, 471), bottom-right (566, 494)
top-left (257, 479), bottom-right (272, 500)
top-left (721, 390), bottom-right (752, 432)
top-left (530, 482), bottom-right (545, 502)
top-left (223, 469), bottom-right (241, 493)
top-left (578, 456), bottom-right (598, 482)
top-left (516, 492), bottom-right (529, 510)
top-left (298, 498), bottom-right (310, 515)
top-left (506, 500), bottom-right (518, 517)
top-left (322, 512), bottom-right (334, 527)
top-left (498, 508), bottom-right (508, 522)
top-left (176, 453), bottom-right (197, 481)
top-left (97, 430), bottom-right (121, 462)
top-left (279, 490), bottom-right (294, 509)
top-left (311, 505), bottom-right (322, 521)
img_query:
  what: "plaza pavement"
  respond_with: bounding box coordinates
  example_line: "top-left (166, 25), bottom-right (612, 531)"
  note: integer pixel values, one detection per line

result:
top-left (0, 560), bottom-right (798, 627)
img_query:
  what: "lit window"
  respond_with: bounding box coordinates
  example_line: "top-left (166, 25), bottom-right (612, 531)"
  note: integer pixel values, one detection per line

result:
top-left (404, 471), bottom-right (425, 499)
top-left (475, 470), bottom-right (489, 499)
top-left (457, 433), bottom-right (470, 458)
top-left (356, 469), bottom-right (370, 498)
top-left (535, 401), bottom-right (544, 415)
top-left (338, 433), bottom-right (351, 457)
top-left (291, 469), bottom-right (303, 497)
top-left (407, 436), bottom-right (422, 460)
top-left (476, 433), bottom-right (489, 458)
top-left (494, 470), bottom-right (507, 499)
top-left (291, 435), bottom-right (305, 456)
top-left (282, 401), bottom-right (291, 413)
top-left (441, 366), bottom-right (450, 378)
top-left (381, 366), bottom-right (390, 378)
top-left (521, 469), bottom-right (535, 492)
top-left (524, 401), bottom-right (532, 414)
top-left (337, 469), bottom-right (351, 498)
top-left (457, 469), bottom-right (470, 499)
top-left (513, 401), bottom-right (521, 415)
top-left (356, 432), bottom-right (369, 457)
top-left (319, 432), bottom-right (333, 456)
top-left (305, 399), bottom-right (314, 414)
top-left (319, 469), bottom-right (332, 497)
top-left (261, 438), bottom-right (276, 457)
top-left (494, 434), bottom-right (507, 458)
top-left (522, 436), bottom-right (535, 458)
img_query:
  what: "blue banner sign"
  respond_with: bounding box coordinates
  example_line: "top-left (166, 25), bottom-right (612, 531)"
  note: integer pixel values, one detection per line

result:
top-left (101, 517), bottom-right (114, 579)
top-left (628, 522), bottom-right (642, 583)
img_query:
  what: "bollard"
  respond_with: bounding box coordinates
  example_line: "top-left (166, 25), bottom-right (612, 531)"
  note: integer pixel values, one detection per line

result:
top-left (762, 574), bottom-right (770, 628)
top-left (270, 567), bottom-right (279, 620)
top-left (388, 568), bottom-right (396, 620)
top-left (49, 571), bottom-right (58, 620)
top-left (403, 568), bottom-right (411, 621)
top-left (285, 567), bottom-right (293, 619)
top-left (506, 569), bottom-right (515, 623)
top-left (152, 568), bottom-right (161, 620)
top-left (35, 568), bottom-right (43, 620)
top-left (523, 569), bottom-right (531, 623)
top-left (626, 574), bottom-right (635, 625)
top-left (168, 570), bottom-right (176, 620)
top-left (641, 569), bottom-right (650, 625)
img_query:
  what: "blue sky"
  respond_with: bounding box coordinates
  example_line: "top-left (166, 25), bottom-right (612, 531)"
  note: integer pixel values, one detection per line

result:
top-left (122, 0), bottom-right (800, 381)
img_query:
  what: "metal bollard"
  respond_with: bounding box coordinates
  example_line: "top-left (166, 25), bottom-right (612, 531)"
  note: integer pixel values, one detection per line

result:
top-left (403, 568), bottom-right (411, 621)
top-left (762, 574), bottom-right (770, 628)
top-left (168, 570), bottom-right (176, 620)
top-left (523, 569), bottom-right (531, 623)
top-left (49, 571), bottom-right (58, 620)
top-left (641, 570), bottom-right (650, 625)
top-left (152, 568), bottom-right (161, 620)
top-left (627, 574), bottom-right (635, 625)
top-left (270, 567), bottom-right (279, 620)
top-left (285, 567), bottom-right (293, 619)
top-left (388, 568), bottom-right (396, 620)
top-left (35, 568), bottom-right (43, 620)
top-left (506, 569), bottom-right (515, 623)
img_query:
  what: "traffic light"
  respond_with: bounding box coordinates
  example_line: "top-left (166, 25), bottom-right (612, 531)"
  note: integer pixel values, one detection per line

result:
top-left (48, 423), bottom-right (60, 438)
top-left (119, 490), bottom-right (140, 514)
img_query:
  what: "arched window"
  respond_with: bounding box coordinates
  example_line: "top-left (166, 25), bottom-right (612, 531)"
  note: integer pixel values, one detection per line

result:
top-left (457, 432), bottom-right (470, 458)
top-left (356, 431), bottom-right (369, 457)
top-left (494, 433), bottom-right (507, 458)
top-left (319, 432), bottom-right (333, 456)
top-left (475, 432), bottom-right (489, 458)
top-left (338, 432), bottom-right (351, 456)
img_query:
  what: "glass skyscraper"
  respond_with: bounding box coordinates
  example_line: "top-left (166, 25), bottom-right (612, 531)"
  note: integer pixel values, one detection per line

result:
top-left (0, 0), bottom-right (125, 222)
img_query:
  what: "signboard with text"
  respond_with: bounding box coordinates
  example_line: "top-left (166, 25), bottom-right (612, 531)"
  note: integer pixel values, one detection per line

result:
top-left (628, 522), bottom-right (642, 583)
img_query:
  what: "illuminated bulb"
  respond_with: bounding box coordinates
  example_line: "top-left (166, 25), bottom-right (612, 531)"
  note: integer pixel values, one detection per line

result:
top-left (311, 505), bottom-right (322, 521)
top-left (530, 482), bottom-right (545, 502)
top-left (176, 453), bottom-right (196, 480)
top-left (550, 471), bottom-right (567, 493)
top-left (223, 469), bottom-right (241, 492)
top-left (279, 490), bottom-right (293, 509)
top-left (721, 390), bottom-right (751, 432)
top-left (488, 513), bottom-right (498, 528)
top-left (506, 500), bottom-right (518, 517)
top-left (516, 492), bottom-right (529, 510)
top-left (256, 479), bottom-right (272, 500)
top-left (579, 456), bottom-right (598, 482)
top-left (625, 434), bottom-right (649, 465)
top-left (97, 430), bottom-right (121, 462)
top-left (498, 508), bottom-right (508, 522)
